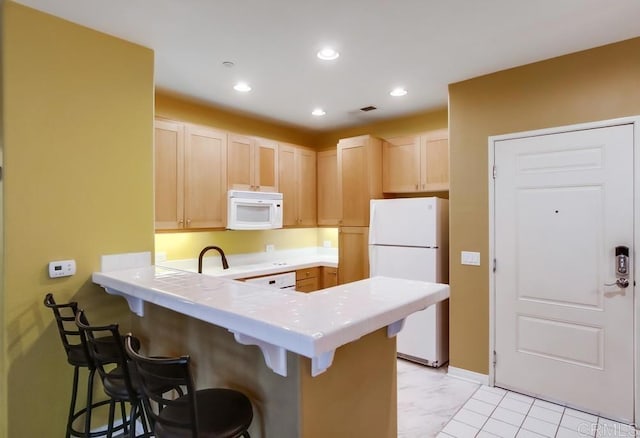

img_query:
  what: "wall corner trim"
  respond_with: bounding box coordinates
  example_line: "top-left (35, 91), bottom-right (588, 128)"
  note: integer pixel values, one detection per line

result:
top-left (447, 366), bottom-right (489, 385)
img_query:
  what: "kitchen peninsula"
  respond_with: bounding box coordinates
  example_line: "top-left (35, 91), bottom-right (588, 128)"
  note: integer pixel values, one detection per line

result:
top-left (93, 252), bottom-right (449, 437)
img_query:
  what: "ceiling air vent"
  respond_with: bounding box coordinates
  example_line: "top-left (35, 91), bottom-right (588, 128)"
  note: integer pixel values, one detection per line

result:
top-left (360, 105), bottom-right (377, 112)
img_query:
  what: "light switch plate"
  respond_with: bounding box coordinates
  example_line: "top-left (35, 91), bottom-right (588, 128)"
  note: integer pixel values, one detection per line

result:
top-left (265, 244), bottom-right (275, 253)
top-left (461, 251), bottom-right (481, 266)
top-left (49, 259), bottom-right (76, 278)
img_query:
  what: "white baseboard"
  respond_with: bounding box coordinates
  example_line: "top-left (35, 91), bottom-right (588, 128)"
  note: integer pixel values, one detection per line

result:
top-left (447, 366), bottom-right (489, 385)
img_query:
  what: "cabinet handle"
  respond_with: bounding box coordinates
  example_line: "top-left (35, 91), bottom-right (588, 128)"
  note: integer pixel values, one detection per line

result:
top-left (187, 218), bottom-right (191, 226)
top-left (415, 183), bottom-right (419, 190)
top-left (179, 219), bottom-right (184, 226)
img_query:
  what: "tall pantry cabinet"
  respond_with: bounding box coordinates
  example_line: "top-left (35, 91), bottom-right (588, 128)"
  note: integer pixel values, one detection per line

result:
top-left (336, 135), bottom-right (383, 284)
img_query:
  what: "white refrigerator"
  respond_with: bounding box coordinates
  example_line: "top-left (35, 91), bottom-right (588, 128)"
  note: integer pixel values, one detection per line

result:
top-left (369, 197), bottom-right (449, 367)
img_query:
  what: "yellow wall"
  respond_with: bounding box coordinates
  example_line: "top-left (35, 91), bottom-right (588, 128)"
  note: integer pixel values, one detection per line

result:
top-left (448, 37), bottom-right (640, 374)
top-left (156, 228), bottom-right (322, 260)
top-left (156, 91), bottom-right (318, 146)
top-left (0, 1), bottom-right (5, 434)
top-left (314, 108), bottom-right (449, 150)
top-left (3, 3), bottom-right (154, 435)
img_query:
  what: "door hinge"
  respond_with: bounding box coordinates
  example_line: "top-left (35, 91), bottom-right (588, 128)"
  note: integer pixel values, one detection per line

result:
top-left (493, 350), bottom-right (497, 366)
top-left (492, 165), bottom-right (497, 179)
top-left (493, 259), bottom-right (497, 273)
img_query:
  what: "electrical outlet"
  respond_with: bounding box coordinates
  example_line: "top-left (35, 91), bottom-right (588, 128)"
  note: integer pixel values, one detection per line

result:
top-left (266, 244), bottom-right (275, 253)
top-left (323, 240), bottom-right (332, 248)
top-left (49, 260), bottom-right (76, 278)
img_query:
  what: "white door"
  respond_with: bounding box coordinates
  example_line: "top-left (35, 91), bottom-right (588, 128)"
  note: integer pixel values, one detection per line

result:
top-left (494, 124), bottom-right (634, 422)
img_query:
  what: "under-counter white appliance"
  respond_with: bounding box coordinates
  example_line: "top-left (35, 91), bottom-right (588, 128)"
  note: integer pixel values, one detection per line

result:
top-left (369, 197), bottom-right (449, 367)
top-left (227, 190), bottom-right (283, 230)
top-left (243, 271), bottom-right (296, 290)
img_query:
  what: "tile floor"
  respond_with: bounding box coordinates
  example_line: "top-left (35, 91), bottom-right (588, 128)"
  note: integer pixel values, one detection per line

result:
top-left (397, 361), bottom-right (638, 438)
top-left (397, 359), bottom-right (480, 437)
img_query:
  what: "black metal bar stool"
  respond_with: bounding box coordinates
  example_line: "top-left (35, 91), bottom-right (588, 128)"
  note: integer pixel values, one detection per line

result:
top-left (75, 310), bottom-right (151, 438)
top-left (124, 334), bottom-right (253, 438)
top-left (44, 293), bottom-right (127, 437)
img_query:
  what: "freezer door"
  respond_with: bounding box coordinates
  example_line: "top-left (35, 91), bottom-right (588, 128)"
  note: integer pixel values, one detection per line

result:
top-left (369, 245), bottom-right (442, 282)
top-left (369, 197), bottom-right (445, 247)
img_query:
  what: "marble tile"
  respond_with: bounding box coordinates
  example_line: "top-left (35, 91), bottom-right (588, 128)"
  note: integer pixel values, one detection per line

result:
top-left (491, 406), bottom-right (526, 427)
top-left (397, 360), bottom-right (480, 438)
top-left (452, 408), bottom-right (489, 429)
top-left (499, 397), bottom-right (533, 415)
top-left (516, 429), bottom-right (547, 438)
top-left (564, 408), bottom-right (598, 423)
top-left (464, 398), bottom-right (498, 417)
top-left (528, 405), bottom-right (563, 425)
top-left (474, 388), bottom-right (505, 405)
top-left (521, 416), bottom-right (559, 438)
top-left (481, 418), bottom-right (520, 438)
top-left (533, 399), bottom-right (565, 413)
top-left (442, 420), bottom-right (480, 438)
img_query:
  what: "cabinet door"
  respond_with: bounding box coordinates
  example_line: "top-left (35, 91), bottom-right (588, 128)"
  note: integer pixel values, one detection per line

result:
top-left (255, 138), bottom-right (278, 192)
top-left (154, 120), bottom-right (184, 230)
top-left (297, 147), bottom-right (317, 226)
top-left (278, 144), bottom-right (298, 226)
top-left (227, 134), bottom-right (254, 191)
top-left (338, 227), bottom-right (370, 284)
top-left (184, 125), bottom-right (227, 228)
top-left (382, 136), bottom-right (421, 193)
top-left (338, 138), bottom-right (368, 226)
top-left (317, 150), bottom-right (339, 226)
top-left (321, 266), bottom-right (338, 289)
top-left (421, 129), bottom-right (449, 191)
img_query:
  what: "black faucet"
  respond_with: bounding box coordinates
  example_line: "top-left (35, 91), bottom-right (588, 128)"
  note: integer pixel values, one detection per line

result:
top-left (198, 246), bottom-right (229, 273)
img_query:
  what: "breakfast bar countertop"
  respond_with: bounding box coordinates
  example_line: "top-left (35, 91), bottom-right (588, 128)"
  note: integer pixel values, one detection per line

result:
top-left (93, 254), bottom-right (449, 377)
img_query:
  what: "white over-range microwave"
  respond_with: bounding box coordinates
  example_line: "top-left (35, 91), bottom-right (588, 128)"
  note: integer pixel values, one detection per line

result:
top-left (227, 190), bottom-right (283, 230)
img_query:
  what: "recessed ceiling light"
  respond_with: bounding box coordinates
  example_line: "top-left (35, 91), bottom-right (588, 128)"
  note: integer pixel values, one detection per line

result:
top-left (222, 61), bottom-right (235, 68)
top-left (312, 108), bottom-right (326, 116)
top-left (233, 82), bottom-right (251, 92)
top-left (317, 47), bottom-right (340, 61)
top-left (390, 87), bottom-right (408, 97)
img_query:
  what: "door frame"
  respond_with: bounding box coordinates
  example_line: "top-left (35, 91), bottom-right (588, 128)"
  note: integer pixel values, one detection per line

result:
top-left (488, 115), bottom-right (640, 421)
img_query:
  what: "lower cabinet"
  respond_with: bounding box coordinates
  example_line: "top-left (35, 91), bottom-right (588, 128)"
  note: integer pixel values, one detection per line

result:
top-left (338, 227), bottom-right (370, 285)
top-left (321, 267), bottom-right (338, 289)
top-left (295, 267), bottom-right (320, 292)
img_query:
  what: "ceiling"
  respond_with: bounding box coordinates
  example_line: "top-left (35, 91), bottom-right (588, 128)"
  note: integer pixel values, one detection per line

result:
top-left (15, 0), bottom-right (640, 132)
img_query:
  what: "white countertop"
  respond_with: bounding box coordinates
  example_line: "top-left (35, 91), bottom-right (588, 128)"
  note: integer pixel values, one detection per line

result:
top-left (93, 252), bottom-right (449, 377)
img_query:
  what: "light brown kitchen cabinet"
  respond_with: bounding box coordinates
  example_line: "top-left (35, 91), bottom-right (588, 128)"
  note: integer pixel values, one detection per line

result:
top-left (321, 266), bottom-right (338, 289)
top-left (382, 129), bottom-right (449, 193)
top-left (317, 149), bottom-right (340, 226)
top-left (338, 227), bottom-right (370, 285)
top-left (154, 119), bottom-right (227, 230)
top-left (337, 135), bottom-right (383, 226)
top-left (296, 267), bottom-right (320, 292)
top-left (227, 134), bottom-right (278, 192)
top-left (278, 144), bottom-right (317, 227)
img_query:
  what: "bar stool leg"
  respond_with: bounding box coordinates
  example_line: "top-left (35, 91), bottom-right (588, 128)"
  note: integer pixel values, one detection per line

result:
top-left (67, 366), bottom-right (81, 438)
top-left (83, 368), bottom-right (96, 437)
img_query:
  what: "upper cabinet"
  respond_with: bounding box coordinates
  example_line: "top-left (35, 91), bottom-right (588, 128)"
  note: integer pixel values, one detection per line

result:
top-left (337, 135), bottom-right (383, 226)
top-left (382, 129), bottom-right (449, 193)
top-left (278, 143), bottom-right (317, 227)
top-left (154, 119), bottom-right (184, 230)
top-left (228, 134), bottom-right (278, 192)
top-left (317, 149), bottom-right (340, 226)
top-left (154, 119), bottom-right (227, 230)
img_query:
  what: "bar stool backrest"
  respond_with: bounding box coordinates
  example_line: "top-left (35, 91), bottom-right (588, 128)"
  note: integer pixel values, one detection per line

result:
top-left (43, 293), bottom-right (90, 368)
top-left (124, 335), bottom-right (199, 437)
top-left (75, 310), bottom-right (138, 401)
